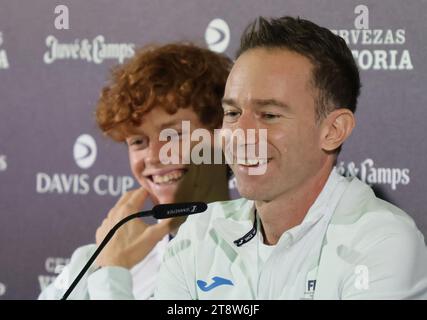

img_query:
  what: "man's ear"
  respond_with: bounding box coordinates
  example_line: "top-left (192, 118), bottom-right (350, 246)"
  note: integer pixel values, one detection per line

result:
top-left (320, 108), bottom-right (355, 152)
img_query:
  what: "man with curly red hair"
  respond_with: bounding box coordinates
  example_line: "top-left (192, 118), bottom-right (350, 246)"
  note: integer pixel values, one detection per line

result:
top-left (39, 43), bottom-right (232, 299)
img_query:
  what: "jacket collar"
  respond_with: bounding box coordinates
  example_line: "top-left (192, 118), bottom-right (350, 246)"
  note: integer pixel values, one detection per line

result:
top-left (212, 169), bottom-right (346, 250)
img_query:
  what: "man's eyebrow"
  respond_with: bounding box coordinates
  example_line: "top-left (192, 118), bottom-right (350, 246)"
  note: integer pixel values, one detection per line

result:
top-left (159, 119), bottom-right (185, 130)
top-left (222, 98), bottom-right (291, 110)
top-left (221, 98), bottom-right (239, 108)
top-left (253, 99), bottom-right (290, 110)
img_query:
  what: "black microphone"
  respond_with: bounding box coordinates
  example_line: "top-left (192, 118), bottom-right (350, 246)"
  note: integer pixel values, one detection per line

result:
top-left (153, 202), bottom-right (207, 219)
top-left (61, 202), bottom-right (207, 300)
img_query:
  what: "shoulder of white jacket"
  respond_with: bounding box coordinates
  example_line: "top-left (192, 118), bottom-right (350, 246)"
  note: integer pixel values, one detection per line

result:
top-left (330, 176), bottom-right (423, 244)
top-left (66, 243), bottom-right (97, 262)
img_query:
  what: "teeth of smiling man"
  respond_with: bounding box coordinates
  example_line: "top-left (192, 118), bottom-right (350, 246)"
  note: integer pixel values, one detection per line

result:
top-left (152, 170), bottom-right (184, 184)
top-left (236, 158), bottom-right (269, 166)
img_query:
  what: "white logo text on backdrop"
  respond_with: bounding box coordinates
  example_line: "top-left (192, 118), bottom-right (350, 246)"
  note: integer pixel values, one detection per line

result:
top-left (73, 134), bottom-right (97, 170)
top-left (205, 18), bottom-right (230, 53)
top-left (36, 134), bottom-right (134, 196)
top-left (331, 4), bottom-right (413, 70)
top-left (0, 31), bottom-right (10, 69)
top-left (336, 158), bottom-right (410, 190)
top-left (43, 35), bottom-right (135, 64)
top-left (0, 282), bottom-right (6, 297)
top-left (38, 257), bottom-right (70, 291)
top-left (0, 154), bottom-right (7, 172)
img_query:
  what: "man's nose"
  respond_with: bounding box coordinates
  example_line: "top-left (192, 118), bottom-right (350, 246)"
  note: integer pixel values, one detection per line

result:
top-left (144, 139), bottom-right (164, 165)
top-left (235, 111), bottom-right (260, 145)
top-left (236, 110), bottom-right (256, 130)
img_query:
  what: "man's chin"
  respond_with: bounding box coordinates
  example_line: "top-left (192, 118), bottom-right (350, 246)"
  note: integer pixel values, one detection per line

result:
top-left (238, 192), bottom-right (259, 201)
top-left (155, 194), bottom-right (176, 205)
top-left (236, 182), bottom-right (265, 201)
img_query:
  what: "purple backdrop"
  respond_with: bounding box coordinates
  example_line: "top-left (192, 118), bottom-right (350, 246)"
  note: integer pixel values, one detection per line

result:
top-left (0, 0), bottom-right (426, 299)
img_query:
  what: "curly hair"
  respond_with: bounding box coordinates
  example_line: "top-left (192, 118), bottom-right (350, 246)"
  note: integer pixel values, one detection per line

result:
top-left (96, 43), bottom-right (232, 141)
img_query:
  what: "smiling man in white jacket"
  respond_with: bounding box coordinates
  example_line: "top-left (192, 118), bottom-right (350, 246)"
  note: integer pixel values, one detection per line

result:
top-left (67, 16), bottom-right (427, 300)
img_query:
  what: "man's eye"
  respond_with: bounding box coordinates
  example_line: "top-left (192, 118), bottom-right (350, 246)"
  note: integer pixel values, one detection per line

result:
top-left (168, 131), bottom-right (182, 141)
top-left (128, 138), bottom-right (147, 149)
top-left (223, 111), bottom-right (240, 120)
top-left (262, 113), bottom-right (281, 120)
top-left (130, 139), bottom-right (143, 145)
